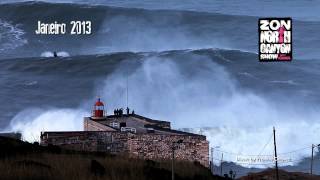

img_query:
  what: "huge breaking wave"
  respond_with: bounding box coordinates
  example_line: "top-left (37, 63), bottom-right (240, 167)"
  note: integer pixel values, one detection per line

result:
top-left (1, 49), bottom-right (320, 170)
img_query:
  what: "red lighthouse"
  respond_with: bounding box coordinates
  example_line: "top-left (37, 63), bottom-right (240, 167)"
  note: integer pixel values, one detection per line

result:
top-left (91, 98), bottom-right (106, 119)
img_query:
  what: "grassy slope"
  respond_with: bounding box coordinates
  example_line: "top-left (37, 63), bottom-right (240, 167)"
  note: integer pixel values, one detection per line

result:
top-left (0, 136), bottom-right (225, 180)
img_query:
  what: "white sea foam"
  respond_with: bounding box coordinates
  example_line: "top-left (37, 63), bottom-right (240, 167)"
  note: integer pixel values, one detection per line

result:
top-left (0, 20), bottom-right (27, 52)
top-left (6, 108), bottom-right (86, 142)
top-left (24, 81), bottom-right (38, 86)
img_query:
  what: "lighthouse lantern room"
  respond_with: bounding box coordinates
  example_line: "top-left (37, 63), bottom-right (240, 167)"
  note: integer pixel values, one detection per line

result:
top-left (91, 98), bottom-right (106, 119)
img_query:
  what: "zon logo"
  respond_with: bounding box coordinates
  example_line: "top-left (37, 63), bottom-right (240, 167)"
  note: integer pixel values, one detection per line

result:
top-left (259, 18), bottom-right (292, 61)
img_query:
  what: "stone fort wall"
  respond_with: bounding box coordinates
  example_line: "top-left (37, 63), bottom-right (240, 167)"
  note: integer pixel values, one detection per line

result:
top-left (128, 134), bottom-right (209, 167)
top-left (41, 131), bottom-right (209, 167)
top-left (41, 131), bottom-right (129, 153)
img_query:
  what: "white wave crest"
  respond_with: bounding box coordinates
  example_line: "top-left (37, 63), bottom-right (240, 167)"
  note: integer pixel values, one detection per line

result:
top-left (40, 51), bottom-right (70, 57)
top-left (269, 80), bottom-right (299, 86)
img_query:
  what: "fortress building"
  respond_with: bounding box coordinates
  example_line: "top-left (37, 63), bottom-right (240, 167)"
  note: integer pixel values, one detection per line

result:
top-left (40, 98), bottom-right (209, 167)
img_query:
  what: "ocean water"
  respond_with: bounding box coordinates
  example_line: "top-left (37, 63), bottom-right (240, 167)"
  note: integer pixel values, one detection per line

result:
top-left (2, 0), bottom-right (320, 21)
top-left (0, 1), bottom-right (319, 60)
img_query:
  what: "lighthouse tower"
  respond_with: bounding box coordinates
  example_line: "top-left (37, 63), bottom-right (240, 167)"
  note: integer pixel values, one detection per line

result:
top-left (91, 98), bottom-right (106, 120)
